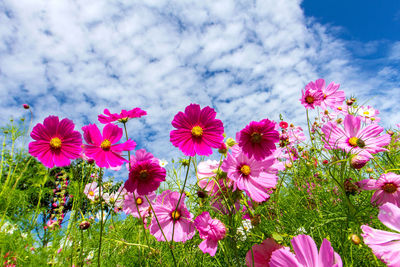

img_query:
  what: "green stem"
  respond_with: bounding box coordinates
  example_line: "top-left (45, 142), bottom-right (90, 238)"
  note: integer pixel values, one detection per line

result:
top-left (97, 168), bottom-right (104, 267)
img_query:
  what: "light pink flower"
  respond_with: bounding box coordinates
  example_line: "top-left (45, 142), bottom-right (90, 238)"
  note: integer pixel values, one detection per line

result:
top-left (357, 172), bottom-right (400, 206)
top-left (312, 79), bottom-right (345, 110)
top-left (321, 114), bottom-right (390, 157)
top-left (170, 104), bottom-right (224, 157)
top-left (269, 234), bottom-right (342, 267)
top-left (103, 185), bottom-right (127, 208)
top-left (354, 105), bottom-right (380, 124)
top-left (361, 202), bottom-right (400, 267)
top-left (237, 119), bottom-right (279, 161)
top-left (149, 190), bottom-right (195, 242)
top-left (98, 108), bottom-right (146, 124)
top-left (246, 238), bottom-right (283, 267)
top-left (84, 182), bottom-right (99, 201)
top-left (194, 212), bottom-right (226, 256)
top-left (197, 160), bottom-right (220, 180)
top-left (221, 145), bottom-right (278, 202)
top-left (82, 123), bottom-right (136, 168)
top-left (123, 190), bottom-right (156, 218)
top-left (124, 159), bottom-right (166, 195)
top-left (29, 116), bottom-right (82, 168)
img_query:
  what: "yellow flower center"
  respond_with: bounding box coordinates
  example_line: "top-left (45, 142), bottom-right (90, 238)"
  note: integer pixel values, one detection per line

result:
top-left (324, 110), bottom-right (329, 115)
top-left (139, 170), bottom-right (148, 180)
top-left (171, 210), bottom-right (181, 220)
top-left (363, 111), bottom-right (369, 115)
top-left (305, 96), bottom-right (314, 104)
top-left (323, 94), bottom-right (327, 99)
top-left (191, 126), bottom-right (203, 137)
top-left (250, 132), bottom-right (262, 144)
top-left (89, 191), bottom-right (94, 196)
top-left (136, 197), bottom-right (143, 205)
top-left (337, 107), bottom-right (342, 111)
top-left (383, 183), bottom-right (397, 193)
top-left (101, 139), bottom-right (111, 150)
top-left (348, 137), bottom-right (358, 147)
top-left (50, 137), bottom-right (62, 149)
top-left (240, 165), bottom-right (251, 176)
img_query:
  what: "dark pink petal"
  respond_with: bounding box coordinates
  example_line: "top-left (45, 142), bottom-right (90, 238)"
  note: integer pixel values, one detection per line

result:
top-left (82, 124), bottom-right (102, 145)
top-left (43, 116), bottom-right (60, 137)
top-left (199, 239), bottom-right (218, 256)
top-left (103, 123), bottom-right (123, 144)
top-left (269, 247), bottom-right (301, 267)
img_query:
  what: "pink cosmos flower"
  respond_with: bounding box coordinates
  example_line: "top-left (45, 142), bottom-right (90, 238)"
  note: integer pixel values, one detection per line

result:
top-left (123, 190), bottom-right (156, 218)
top-left (149, 190), bottom-right (195, 242)
top-left (194, 212), bottom-right (226, 256)
top-left (321, 114), bottom-right (390, 157)
top-left (357, 172), bottom-right (400, 206)
top-left (300, 83), bottom-right (324, 109)
top-left (221, 145), bottom-right (278, 202)
top-left (98, 108), bottom-right (147, 124)
top-left (82, 123), bottom-right (136, 168)
top-left (84, 182), bottom-right (99, 201)
top-left (245, 238), bottom-right (283, 267)
top-left (29, 116), bottom-right (82, 168)
top-left (170, 104), bottom-right (224, 156)
top-left (197, 160), bottom-right (220, 180)
top-left (124, 158), bottom-right (166, 195)
top-left (361, 202), bottom-right (400, 267)
top-left (269, 234), bottom-right (342, 267)
top-left (309, 79), bottom-right (345, 110)
top-left (237, 119), bottom-right (279, 161)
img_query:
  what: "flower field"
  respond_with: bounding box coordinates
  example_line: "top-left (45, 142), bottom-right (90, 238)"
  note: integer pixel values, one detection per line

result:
top-left (1, 79), bottom-right (399, 266)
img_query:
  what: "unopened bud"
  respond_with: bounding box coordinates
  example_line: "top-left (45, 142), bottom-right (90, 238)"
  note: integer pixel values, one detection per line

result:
top-left (350, 234), bottom-right (361, 245)
top-left (23, 104), bottom-right (30, 109)
top-left (226, 138), bottom-right (236, 148)
top-left (366, 168), bottom-right (373, 173)
top-left (79, 221), bottom-right (90, 230)
top-left (346, 99), bottom-right (354, 106)
top-left (387, 130), bottom-right (394, 136)
top-left (197, 191), bottom-right (206, 199)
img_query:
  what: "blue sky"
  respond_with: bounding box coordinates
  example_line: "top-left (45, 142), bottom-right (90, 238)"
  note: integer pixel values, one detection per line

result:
top-left (0, 0), bottom-right (399, 162)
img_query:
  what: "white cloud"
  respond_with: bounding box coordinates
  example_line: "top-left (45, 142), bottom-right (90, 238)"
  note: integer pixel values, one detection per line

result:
top-left (0, 0), bottom-right (399, 163)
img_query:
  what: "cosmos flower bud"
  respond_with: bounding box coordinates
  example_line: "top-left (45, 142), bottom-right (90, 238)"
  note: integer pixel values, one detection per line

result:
top-left (387, 130), bottom-right (394, 136)
top-left (225, 138), bottom-right (236, 148)
top-left (350, 153), bottom-right (371, 169)
top-left (350, 234), bottom-right (361, 245)
top-left (346, 99), bottom-right (354, 106)
top-left (23, 104), bottom-right (30, 109)
top-left (79, 221), bottom-right (91, 230)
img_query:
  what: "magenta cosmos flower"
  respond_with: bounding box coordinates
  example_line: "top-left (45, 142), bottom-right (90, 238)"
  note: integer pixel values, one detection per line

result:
top-left (124, 158), bottom-right (166, 195)
top-left (361, 202), bottom-right (400, 267)
top-left (194, 212), bottom-right (226, 256)
top-left (269, 234), bottom-right (342, 267)
top-left (237, 119), bottom-right (279, 161)
top-left (300, 83), bottom-right (324, 109)
top-left (98, 107), bottom-right (146, 124)
top-left (82, 123), bottom-right (136, 168)
top-left (170, 104), bottom-right (224, 157)
top-left (246, 238), bottom-right (283, 267)
top-left (149, 190), bottom-right (195, 242)
top-left (321, 114), bottom-right (390, 157)
top-left (123, 190), bottom-right (156, 218)
top-left (221, 145), bottom-right (278, 202)
top-left (29, 116), bottom-right (82, 168)
top-left (358, 172), bottom-right (400, 206)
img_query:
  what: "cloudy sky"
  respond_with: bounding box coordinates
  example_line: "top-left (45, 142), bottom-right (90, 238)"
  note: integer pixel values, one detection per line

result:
top-left (1, 0), bottom-right (399, 162)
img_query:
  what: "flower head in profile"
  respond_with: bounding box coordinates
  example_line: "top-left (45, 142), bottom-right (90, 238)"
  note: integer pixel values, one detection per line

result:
top-left (269, 234), bottom-right (342, 267)
top-left (245, 238), bottom-right (283, 267)
top-left (124, 157), bottom-right (166, 195)
top-left (194, 212), bottom-right (226, 256)
top-left (84, 182), bottom-right (99, 201)
top-left (29, 116), bottom-right (82, 168)
top-left (98, 108), bottom-right (146, 124)
top-left (321, 114), bottom-right (390, 157)
top-left (149, 190), bottom-right (195, 242)
top-left (123, 190), bottom-right (156, 218)
top-left (361, 202), bottom-right (400, 267)
top-left (221, 145), bottom-right (278, 202)
top-left (82, 123), bottom-right (136, 168)
top-left (237, 119), bottom-right (279, 161)
top-left (357, 172), bottom-right (400, 206)
top-left (170, 104), bottom-right (224, 157)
